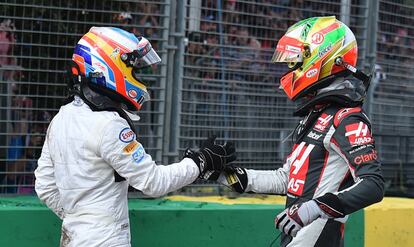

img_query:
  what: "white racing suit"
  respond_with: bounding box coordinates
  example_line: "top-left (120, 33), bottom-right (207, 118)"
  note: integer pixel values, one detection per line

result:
top-left (34, 98), bottom-right (199, 247)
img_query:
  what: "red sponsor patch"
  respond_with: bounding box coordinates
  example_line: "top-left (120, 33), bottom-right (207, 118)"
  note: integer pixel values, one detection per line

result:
top-left (305, 68), bottom-right (318, 78)
top-left (128, 89), bottom-right (137, 99)
top-left (345, 122), bottom-right (373, 146)
top-left (313, 113), bottom-right (333, 132)
top-left (353, 150), bottom-right (378, 165)
top-left (287, 142), bottom-right (315, 196)
top-left (119, 127), bottom-right (135, 143)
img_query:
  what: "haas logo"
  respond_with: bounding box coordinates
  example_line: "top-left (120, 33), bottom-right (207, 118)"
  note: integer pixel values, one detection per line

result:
top-left (287, 142), bottom-right (315, 196)
top-left (311, 32), bottom-right (324, 44)
top-left (314, 114), bottom-right (333, 132)
top-left (345, 122), bottom-right (374, 146)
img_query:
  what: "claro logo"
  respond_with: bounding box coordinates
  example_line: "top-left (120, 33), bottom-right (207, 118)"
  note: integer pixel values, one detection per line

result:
top-left (354, 150), bottom-right (377, 165)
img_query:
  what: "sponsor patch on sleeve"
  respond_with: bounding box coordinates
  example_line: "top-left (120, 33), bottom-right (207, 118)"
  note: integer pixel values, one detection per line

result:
top-left (132, 145), bottom-right (145, 164)
top-left (119, 127), bottom-right (135, 143)
top-left (345, 122), bottom-right (374, 146)
top-left (123, 140), bottom-right (139, 154)
top-left (353, 150), bottom-right (378, 165)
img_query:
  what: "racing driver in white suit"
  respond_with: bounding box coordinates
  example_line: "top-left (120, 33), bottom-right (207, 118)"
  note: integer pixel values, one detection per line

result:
top-left (34, 27), bottom-right (236, 247)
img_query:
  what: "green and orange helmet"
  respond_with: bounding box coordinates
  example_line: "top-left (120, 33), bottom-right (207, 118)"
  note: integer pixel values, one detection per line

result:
top-left (272, 16), bottom-right (358, 100)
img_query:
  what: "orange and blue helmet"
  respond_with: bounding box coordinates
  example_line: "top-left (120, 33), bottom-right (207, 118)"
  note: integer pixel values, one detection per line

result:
top-left (72, 27), bottom-right (161, 111)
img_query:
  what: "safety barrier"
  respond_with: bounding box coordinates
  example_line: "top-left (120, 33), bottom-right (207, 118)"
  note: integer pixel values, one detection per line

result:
top-left (1, 196), bottom-right (412, 246)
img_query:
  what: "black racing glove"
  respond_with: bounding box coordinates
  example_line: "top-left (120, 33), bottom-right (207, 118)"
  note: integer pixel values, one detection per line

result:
top-left (217, 165), bottom-right (248, 193)
top-left (184, 136), bottom-right (236, 180)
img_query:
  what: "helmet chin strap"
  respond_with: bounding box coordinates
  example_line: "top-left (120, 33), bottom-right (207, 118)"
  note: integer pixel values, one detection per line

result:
top-left (80, 83), bottom-right (138, 134)
top-left (293, 77), bottom-right (367, 117)
top-left (334, 57), bottom-right (372, 90)
top-left (293, 88), bottom-right (363, 116)
top-left (66, 61), bottom-right (138, 134)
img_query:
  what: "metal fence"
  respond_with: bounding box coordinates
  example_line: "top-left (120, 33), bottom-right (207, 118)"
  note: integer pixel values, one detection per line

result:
top-left (179, 0), bottom-right (370, 168)
top-left (371, 0), bottom-right (414, 196)
top-left (0, 0), bottom-right (170, 193)
top-left (0, 0), bottom-right (413, 197)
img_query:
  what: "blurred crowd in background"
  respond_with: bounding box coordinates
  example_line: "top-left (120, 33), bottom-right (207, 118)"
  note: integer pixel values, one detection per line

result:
top-left (0, 1), bottom-right (166, 193)
top-left (1, 0), bottom-right (413, 194)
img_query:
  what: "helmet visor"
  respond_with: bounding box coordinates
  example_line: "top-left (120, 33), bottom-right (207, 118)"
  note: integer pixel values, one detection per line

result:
top-left (121, 37), bottom-right (162, 69)
top-left (133, 42), bottom-right (161, 69)
top-left (271, 45), bottom-right (303, 63)
top-left (125, 38), bottom-right (162, 87)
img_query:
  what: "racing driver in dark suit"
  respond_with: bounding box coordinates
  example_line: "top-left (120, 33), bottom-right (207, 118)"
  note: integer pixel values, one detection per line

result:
top-left (207, 16), bottom-right (384, 247)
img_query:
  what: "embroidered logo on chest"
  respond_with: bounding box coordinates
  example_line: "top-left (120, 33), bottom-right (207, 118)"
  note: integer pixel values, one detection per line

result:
top-left (287, 142), bottom-right (315, 196)
top-left (313, 113), bottom-right (333, 132)
top-left (307, 131), bottom-right (323, 141)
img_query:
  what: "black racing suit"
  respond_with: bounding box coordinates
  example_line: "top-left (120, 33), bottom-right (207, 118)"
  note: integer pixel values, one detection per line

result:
top-left (243, 104), bottom-right (384, 247)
